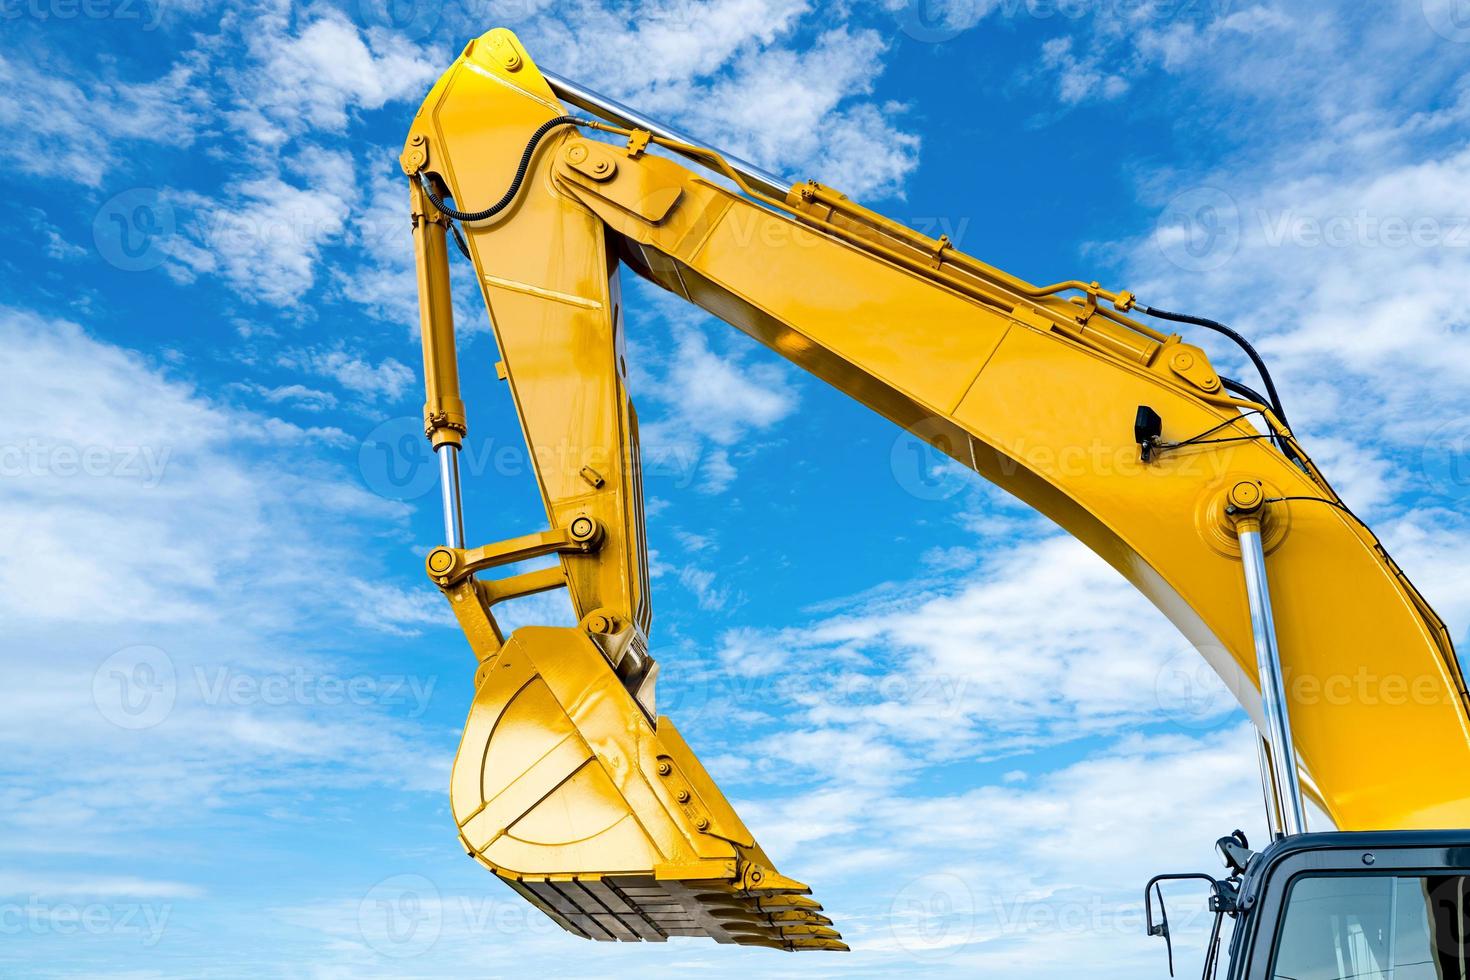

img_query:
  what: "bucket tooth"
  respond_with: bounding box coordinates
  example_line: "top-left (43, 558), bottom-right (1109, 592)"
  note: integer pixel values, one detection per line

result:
top-left (792, 938), bottom-right (852, 951)
top-left (451, 626), bottom-right (844, 950)
top-left (778, 924), bottom-right (843, 940)
top-left (768, 910), bottom-right (834, 926)
top-left (756, 894), bottom-right (824, 912)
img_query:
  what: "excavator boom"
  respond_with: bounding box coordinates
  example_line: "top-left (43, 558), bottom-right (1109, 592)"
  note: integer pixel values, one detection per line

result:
top-left (399, 28), bottom-right (1470, 952)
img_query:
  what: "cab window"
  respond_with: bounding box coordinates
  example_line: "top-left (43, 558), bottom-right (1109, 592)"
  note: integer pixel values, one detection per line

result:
top-left (1271, 874), bottom-right (1469, 980)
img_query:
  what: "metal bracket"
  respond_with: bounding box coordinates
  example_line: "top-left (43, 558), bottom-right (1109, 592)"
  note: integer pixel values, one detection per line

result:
top-left (425, 517), bottom-right (606, 590)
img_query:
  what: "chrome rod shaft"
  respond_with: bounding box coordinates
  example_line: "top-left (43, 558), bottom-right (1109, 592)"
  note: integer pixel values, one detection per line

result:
top-left (1256, 733), bottom-right (1285, 839)
top-left (541, 69), bottom-right (791, 201)
top-left (1238, 525), bottom-right (1307, 836)
top-left (437, 445), bottom-right (465, 550)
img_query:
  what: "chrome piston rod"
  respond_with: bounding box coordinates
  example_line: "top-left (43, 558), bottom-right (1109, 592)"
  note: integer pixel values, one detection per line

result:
top-left (542, 69), bottom-right (791, 201)
top-left (1237, 519), bottom-right (1307, 836)
top-left (438, 445), bottom-right (465, 550)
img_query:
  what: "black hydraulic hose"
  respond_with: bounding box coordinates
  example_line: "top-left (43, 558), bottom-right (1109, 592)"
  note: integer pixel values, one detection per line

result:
top-left (417, 115), bottom-right (587, 223)
top-left (1140, 305), bottom-right (1290, 432)
top-left (447, 220), bottom-right (470, 260)
top-left (1220, 375), bottom-right (1270, 408)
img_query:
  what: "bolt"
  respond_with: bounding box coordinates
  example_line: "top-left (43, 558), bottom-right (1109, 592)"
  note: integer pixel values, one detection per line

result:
top-left (677, 790), bottom-right (690, 804)
top-left (695, 817), bottom-right (710, 831)
top-left (1363, 852), bottom-right (1376, 866)
top-left (657, 761), bottom-right (672, 776)
top-left (591, 159), bottom-right (612, 176)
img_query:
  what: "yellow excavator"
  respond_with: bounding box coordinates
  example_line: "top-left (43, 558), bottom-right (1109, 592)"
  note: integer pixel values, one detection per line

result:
top-left (398, 28), bottom-right (1470, 975)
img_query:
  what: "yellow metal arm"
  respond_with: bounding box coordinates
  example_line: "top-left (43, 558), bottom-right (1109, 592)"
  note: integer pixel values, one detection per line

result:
top-left (401, 27), bottom-right (1470, 951)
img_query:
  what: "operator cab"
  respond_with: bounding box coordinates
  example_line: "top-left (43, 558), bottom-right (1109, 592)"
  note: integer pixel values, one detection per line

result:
top-left (1147, 830), bottom-right (1470, 979)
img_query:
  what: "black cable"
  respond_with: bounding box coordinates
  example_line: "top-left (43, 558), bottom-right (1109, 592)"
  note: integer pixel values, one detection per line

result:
top-left (1140, 306), bottom-right (1290, 430)
top-left (1167, 434), bottom-right (1275, 449)
top-left (1263, 495), bottom-right (1361, 520)
top-left (1151, 408), bottom-right (1274, 457)
top-left (418, 115), bottom-right (587, 223)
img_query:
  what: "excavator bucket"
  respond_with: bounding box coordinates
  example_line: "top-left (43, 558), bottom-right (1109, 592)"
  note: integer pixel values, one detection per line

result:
top-left (451, 626), bottom-right (846, 950)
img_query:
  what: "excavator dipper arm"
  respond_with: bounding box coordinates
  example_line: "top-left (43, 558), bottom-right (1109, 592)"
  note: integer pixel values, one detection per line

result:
top-left (400, 28), bottom-right (1470, 951)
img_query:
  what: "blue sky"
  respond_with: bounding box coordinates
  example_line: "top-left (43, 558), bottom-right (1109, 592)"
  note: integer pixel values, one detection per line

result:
top-left (3, 1), bottom-right (1470, 977)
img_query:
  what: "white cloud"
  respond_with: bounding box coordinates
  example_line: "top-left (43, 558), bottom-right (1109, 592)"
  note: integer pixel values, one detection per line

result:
top-left (161, 144), bottom-right (359, 307)
top-left (707, 533), bottom-right (1234, 770)
top-left (1039, 36), bottom-right (1130, 104)
top-left (728, 726), bottom-right (1265, 978)
top-left (0, 52), bottom-right (203, 187)
top-left (28, 208), bottom-right (88, 262)
top-left (225, 9), bottom-right (437, 148)
top-left (239, 382), bottom-right (339, 411)
top-left (678, 563), bottom-right (735, 611)
top-left (278, 346), bottom-right (416, 401)
top-left (630, 288), bottom-right (799, 494)
top-left (516, 4), bottom-right (921, 198)
top-left (0, 308), bottom-right (455, 858)
top-left (0, 873), bottom-right (204, 900)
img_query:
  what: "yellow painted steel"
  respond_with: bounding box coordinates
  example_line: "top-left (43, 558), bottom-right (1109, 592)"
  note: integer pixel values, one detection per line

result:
top-left (402, 27), bottom-right (1470, 951)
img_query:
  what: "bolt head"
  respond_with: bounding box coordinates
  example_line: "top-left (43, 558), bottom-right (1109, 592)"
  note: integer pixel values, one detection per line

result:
top-left (677, 790), bottom-right (691, 804)
top-left (695, 817), bottom-right (710, 831)
top-left (657, 761), bottom-right (672, 776)
top-left (1363, 852), bottom-right (1376, 866)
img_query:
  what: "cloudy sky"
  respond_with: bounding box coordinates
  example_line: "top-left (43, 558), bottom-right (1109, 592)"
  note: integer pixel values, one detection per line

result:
top-left (2, 0), bottom-right (1469, 977)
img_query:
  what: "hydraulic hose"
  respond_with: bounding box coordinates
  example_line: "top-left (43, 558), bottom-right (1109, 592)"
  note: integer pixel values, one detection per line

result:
top-left (418, 115), bottom-right (589, 223)
top-left (1140, 305), bottom-right (1290, 431)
